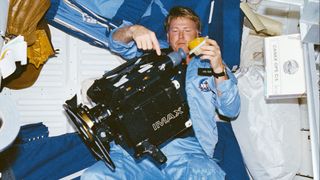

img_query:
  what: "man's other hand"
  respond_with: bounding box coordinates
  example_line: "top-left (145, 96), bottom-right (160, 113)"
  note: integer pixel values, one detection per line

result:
top-left (199, 38), bottom-right (224, 72)
top-left (129, 25), bottom-right (161, 56)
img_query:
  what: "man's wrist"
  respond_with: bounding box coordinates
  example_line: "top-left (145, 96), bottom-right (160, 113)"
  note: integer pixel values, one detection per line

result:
top-left (113, 25), bottom-right (135, 44)
top-left (212, 65), bottom-right (227, 79)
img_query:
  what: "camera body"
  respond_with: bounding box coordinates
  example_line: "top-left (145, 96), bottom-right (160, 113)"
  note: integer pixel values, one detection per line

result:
top-left (64, 49), bottom-right (191, 170)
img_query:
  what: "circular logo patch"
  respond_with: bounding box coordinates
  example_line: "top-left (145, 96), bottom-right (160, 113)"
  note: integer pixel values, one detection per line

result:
top-left (283, 60), bottom-right (299, 74)
top-left (199, 78), bottom-right (211, 92)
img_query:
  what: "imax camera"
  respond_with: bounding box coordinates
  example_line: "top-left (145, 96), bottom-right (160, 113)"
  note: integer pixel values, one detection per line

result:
top-left (63, 49), bottom-right (192, 170)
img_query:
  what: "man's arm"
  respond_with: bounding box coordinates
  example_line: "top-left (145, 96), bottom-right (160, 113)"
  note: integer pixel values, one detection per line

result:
top-left (215, 70), bottom-right (240, 119)
top-left (112, 24), bottom-right (161, 56)
top-left (202, 39), bottom-right (240, 119)
top-left (186, 56), bottom-right (240, 119)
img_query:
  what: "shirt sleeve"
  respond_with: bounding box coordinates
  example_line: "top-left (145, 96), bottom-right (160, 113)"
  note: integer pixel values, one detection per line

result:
top-left (187, 57), bottom-right (240, 119)
top-left (213, 68), bottom-right (240, 119)
top-left (108, 21), bottom-right (169, 60)
top-left (108, 20), bottom-right (143, 60)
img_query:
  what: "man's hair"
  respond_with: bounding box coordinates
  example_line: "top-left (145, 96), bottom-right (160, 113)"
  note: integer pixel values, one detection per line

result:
top-left (164, 6), bottom-right (201, 32)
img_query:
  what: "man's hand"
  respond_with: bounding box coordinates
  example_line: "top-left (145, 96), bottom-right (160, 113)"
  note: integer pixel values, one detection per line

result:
top-left (199, 38), bottom-right (227, 82)
top-left (129, 25), bottom-right (161, 56)
top-left (199, 39), bottom-right (224, 74)
top-left (112, 24), bottom-right (161, 56)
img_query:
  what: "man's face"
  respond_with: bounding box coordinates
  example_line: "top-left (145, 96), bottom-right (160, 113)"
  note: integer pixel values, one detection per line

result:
top-left (167, 17), bottom-right (199, 53)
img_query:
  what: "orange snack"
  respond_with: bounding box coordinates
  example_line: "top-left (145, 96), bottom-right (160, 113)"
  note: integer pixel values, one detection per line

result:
top-left (188, 37), bottom-right (208, 55)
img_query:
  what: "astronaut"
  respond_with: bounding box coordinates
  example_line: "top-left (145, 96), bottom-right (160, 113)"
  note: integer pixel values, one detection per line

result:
top-left (81, 6), bottom-right (246, 180)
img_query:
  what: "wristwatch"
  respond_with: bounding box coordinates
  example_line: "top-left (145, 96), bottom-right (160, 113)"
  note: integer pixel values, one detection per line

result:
top-left (212, 66), bottom-right (226, 78)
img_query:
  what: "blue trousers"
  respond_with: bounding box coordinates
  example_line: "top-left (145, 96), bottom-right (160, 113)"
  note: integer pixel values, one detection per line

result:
top-left (81, 136), bottom-right (225, 180)
top-left (81, 122), bottom-right (249, 179)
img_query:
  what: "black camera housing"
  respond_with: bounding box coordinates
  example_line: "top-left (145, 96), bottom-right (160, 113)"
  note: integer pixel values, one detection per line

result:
top-left (64, 49), bottom-right (191, 170)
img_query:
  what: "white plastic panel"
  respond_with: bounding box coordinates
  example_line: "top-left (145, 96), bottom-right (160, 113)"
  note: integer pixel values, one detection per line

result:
top-left (264, 0), bottom-right (304, 6)
top-left (1, 26), bottom-right (124, 136)
top-left (300, 1), bottom-right (320, 179)
top-left (300, 0), bottom-right (320, 44)
top-left (255, 0), bottom-right (301, 35)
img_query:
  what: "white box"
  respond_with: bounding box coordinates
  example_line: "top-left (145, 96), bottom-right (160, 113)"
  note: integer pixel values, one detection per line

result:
top-left (264, 34), bottom-right (306, 99)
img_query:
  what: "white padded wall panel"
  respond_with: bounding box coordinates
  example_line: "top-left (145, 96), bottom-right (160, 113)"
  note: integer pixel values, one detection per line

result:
top-left (2, 26), bottom-right (124, 136)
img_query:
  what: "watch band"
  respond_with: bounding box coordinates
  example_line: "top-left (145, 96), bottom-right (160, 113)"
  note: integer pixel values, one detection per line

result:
top-left (212, 66), bottom-right (226, 78)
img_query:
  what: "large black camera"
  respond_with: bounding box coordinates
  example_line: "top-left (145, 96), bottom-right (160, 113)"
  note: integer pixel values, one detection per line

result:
top-left (63, 49), bottom-right (191, 170)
